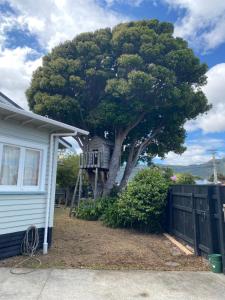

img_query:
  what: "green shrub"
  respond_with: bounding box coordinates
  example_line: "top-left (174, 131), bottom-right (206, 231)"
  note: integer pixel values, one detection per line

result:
top-left (75, 196), bottom-right (117, 221)
top-left (100, 201), bottom-right (121, 228)
top-left (75, 199), bottom-right (100, 221)
top-left (97, 196), bottom-right (117, 215)
top-left (175, 173), bottom-right (196, 184)
top-left (103, 168), bottom-right (169, 232)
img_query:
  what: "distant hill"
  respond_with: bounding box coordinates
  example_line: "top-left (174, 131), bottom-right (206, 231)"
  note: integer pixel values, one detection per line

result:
top-left (160, 158), bottom-right (225, 179)
top-left (117, 158), bottom-right (225, 182)
top-left (117, 165), bottom-right (147, 183)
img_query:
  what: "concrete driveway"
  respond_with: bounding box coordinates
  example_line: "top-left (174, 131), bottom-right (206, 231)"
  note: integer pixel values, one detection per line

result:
top-left (0, 268), bottom-right (225, 300)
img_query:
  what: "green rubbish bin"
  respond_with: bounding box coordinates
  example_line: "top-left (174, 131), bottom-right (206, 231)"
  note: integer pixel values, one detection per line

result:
top-left (208, 254), bottom-right (222, 273)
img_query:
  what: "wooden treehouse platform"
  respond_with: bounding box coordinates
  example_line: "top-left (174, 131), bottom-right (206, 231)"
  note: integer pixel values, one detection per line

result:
top-left (80, 151), bottom-right (110, 170)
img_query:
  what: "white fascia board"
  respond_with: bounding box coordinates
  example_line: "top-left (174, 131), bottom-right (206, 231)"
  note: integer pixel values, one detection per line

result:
top-left (0, 102), bottom-right (89, 136)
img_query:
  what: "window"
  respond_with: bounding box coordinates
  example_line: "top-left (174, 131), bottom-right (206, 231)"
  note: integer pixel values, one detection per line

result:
top-left (0, 138), bottom-right (47, 192)
top-left (0, 145), bottom-right (20, 185)
top-left (23, 149), bottom-right (40, 186)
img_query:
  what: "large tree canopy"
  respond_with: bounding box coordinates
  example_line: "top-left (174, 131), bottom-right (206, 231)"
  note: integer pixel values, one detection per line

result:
top-left (27, 19), bottom-right (210, 195)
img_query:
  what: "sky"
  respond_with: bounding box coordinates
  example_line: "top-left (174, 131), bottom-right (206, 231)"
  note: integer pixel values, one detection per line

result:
top-left (0, 0), bottom-right (225, 166)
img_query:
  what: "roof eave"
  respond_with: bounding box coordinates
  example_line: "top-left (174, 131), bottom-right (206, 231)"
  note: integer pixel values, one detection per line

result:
top-left (0, 102), bottom-right (89, 136)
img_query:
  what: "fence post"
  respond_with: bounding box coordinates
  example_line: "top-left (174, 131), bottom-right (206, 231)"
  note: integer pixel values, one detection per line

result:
top-left (169, 188), bottom-right (173, 234)
top-left (192, 192), bottom-right (200, 256)
top-left (216, 186), bottom-right (225, 274)
top-left (207, 186), bottom-right (214, 255)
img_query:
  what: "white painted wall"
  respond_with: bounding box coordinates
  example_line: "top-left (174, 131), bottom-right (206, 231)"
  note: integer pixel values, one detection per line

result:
top-left (0, 118), bottom-right (55, 235)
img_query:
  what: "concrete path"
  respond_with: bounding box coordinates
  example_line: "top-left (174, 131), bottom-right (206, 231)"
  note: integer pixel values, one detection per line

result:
top-left (0, 268), bottom-right (225, 300)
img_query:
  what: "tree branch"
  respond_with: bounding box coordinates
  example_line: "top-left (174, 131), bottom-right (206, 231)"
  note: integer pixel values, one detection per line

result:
top-left (138, 127), bottom-right (162, 151)
top-left (119, 127), bottom-right (162, 190)
top-left (121, 112), bottom-right (146, 139)
top-left (73, 136), bottom-right (84, 151)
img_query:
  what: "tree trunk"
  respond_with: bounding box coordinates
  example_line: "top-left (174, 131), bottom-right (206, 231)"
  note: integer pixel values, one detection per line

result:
top-left (119, 141), bottom-right (136, 190)
top-left (119, 148), bottom-right (140, 191)
top-left (119, 161), bottom-right (135, 191)
top-left (119, 133), bottom-right (158, 191)
top-left (103, 132), bottom-right (124, 196)
top-left (64, 187), bottom-right (70, 208)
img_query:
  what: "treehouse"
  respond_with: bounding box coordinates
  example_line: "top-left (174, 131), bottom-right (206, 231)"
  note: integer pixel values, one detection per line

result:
top-left (80, 136), bottom-right (114, 170)
top-left (69, 136), bottom-right (114, 211)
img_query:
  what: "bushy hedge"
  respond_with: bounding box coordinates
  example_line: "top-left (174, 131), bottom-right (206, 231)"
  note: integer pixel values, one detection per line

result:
top-left (75, 196), bottom-right (116, 221)
top-left (102, 168), bottom-right (169, 232)
top-left (75, 168), bottom-right (169, 233)
top-left (175, 173), bottom-right (196, 184)
top-left (75, 199), bottom-right (100, 220)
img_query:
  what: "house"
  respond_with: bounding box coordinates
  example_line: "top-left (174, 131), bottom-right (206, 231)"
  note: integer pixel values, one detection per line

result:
top-left (0, 92), bottom-right (88, 259)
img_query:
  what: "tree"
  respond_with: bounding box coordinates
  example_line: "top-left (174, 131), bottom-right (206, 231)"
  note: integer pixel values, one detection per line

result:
top-left (57, 154), bottom-right (89, 203)
top-left (158, 166), bottom-right (174, 183)
top-left (175, 173), bottom-right (196, 185)
top-left (57, 154), bottom-right (80, 189)
top-left (26, 19), bottom-right (210, 196)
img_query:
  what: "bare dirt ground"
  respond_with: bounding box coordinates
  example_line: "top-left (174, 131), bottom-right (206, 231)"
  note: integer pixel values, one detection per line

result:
top-left (0, 208), bottom-right (209, 271)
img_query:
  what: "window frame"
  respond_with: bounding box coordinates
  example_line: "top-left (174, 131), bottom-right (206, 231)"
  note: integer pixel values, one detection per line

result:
top-left (0, 136), bottom-right (47, 192)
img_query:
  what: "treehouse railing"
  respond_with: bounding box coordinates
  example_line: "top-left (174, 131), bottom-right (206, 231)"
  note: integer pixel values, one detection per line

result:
top-left (80, 151), bottom-right (103, 169)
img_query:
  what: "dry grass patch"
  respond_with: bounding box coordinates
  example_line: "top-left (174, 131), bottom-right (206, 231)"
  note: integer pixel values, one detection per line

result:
top-left (0, 208), bottom-right (209, 271)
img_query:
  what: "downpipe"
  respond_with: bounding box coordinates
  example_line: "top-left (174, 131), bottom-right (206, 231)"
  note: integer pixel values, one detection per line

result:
top-left (43, 131), bottom-right (78, 254)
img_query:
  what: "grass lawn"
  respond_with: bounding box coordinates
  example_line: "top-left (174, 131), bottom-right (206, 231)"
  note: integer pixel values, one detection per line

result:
top-left (0, 208), bottom-right (209, 270)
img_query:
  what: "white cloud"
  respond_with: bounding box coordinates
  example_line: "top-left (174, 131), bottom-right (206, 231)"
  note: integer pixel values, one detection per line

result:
top-left (0, 47), bottom-right (42, 108)
top-left (0, 0), bottom-right (128, 107)
top-left (161, 137), bottom-right (225, 165)
top-left (105, 0), bottom-right (143, 6)
top-left (101, 0), bottom-right (225, 50)
top-left (185, 63), bottom-right (225, 133)
top-left (1, 0), bottom-right (127, 51)
top-left (162, 145), bottom-right (212, 165)
top-left (164, 0), bottom-right (225, 50)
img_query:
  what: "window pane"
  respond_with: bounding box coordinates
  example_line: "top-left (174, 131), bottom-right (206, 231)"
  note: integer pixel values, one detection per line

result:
top-left (23, 149), bottom-right (40, 186)
top-left (0, 145), bottom-right (20, 185)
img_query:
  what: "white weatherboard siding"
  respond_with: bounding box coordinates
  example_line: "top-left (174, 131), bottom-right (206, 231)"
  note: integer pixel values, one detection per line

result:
top-left (0, 118), bottom-right (51, 235)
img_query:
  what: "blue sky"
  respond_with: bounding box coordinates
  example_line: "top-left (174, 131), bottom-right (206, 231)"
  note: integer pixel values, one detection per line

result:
top-left (0, 0), bottom-right (225, 165)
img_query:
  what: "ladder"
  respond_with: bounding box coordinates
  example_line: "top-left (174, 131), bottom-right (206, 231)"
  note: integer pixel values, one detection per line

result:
top-left (69, 169), bottom-right (83, 217)
top-left (69, 167), bottom-right (99, 217)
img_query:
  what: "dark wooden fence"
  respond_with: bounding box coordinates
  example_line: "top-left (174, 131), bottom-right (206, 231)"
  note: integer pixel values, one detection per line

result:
top-left (168, 185), bottom-right (225, 273)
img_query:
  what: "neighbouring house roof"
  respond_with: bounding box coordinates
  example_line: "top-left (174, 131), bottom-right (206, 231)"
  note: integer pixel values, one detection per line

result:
top-left (0, 97), bottom-right (89, 136)
top-left (0, 91), bottom-right (22, 109)
top-left (58, 137), bottom-right (74, 150)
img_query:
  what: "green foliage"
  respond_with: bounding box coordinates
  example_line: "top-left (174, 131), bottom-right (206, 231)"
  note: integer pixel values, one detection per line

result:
top-left (57, 154), bottom-right (80, 189)
top-left (75, 200), bottom-right (100, 221)
top-left (101, 202), bottom-right (121, 228)
top-left (27, 19), bottom-right (210, 164)
top-left (157, 166), bottom-right (174, 183)
top-left (103, 168), bottom-right (169, 232)
top-left (175, 173), bottom-right (196, 184)
top-left (75, 196), bottom-right (117, 221)
top-left (97, 196), bottom-right (117, 216)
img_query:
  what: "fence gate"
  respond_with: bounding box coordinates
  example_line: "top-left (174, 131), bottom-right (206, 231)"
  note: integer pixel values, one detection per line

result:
top-left (168, 185), bottom-right (225, 273)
